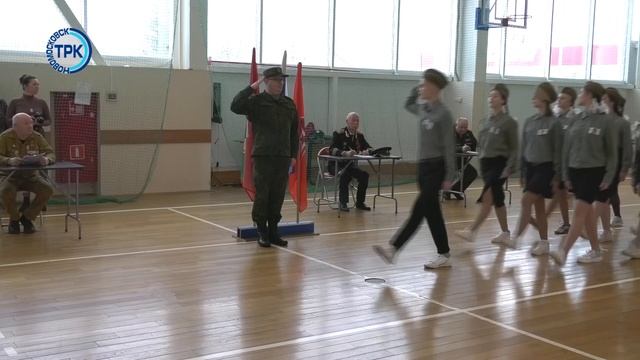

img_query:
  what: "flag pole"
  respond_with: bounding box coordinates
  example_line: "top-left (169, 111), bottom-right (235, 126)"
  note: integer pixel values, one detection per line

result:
top-left (296, 147), bottom-right (301, 223)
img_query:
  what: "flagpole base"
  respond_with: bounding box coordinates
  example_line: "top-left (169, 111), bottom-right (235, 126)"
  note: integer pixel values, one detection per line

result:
top-left (237, 221), bottom-right (315, 239)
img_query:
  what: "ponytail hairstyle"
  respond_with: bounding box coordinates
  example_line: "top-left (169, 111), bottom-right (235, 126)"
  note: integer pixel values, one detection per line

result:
top-left (605, 87), bottom-right (625, 117)
top-left (19, 74), bottom-right (36, 90)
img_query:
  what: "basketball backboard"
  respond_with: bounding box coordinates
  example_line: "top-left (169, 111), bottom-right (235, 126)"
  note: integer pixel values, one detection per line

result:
top-left (475, 0), bottom-right (529, 30)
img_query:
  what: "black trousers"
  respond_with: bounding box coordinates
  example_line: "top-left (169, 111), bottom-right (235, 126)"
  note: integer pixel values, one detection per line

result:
top-left (450, 163), bottom-right (478, 193)
top-left (391, 158), bottom-right (450, 254)
top-left (252, 157), bottom-right (290, 225)
top-left (339, 166), bottom-right (369, 204)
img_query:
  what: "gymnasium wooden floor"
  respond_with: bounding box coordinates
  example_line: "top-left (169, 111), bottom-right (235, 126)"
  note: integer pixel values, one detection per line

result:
top-left (0, 181), bottom-right (638, 359)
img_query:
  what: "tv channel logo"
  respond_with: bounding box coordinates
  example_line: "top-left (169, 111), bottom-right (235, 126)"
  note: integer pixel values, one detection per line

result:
top-left (45, 28), bottom-right (92, 74)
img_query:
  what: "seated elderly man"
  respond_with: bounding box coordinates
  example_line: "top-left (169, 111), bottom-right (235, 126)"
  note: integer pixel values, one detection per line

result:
top-left (444, 116), bottom-right (478, 200)
top-left (329, 112), bottom-right (372, 212)
top-left (0, 113), bottom-right (55, 234)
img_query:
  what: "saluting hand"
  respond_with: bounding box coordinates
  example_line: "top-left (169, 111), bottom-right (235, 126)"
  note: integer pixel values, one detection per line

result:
top-left (250, 77), bottom-right (264, 90)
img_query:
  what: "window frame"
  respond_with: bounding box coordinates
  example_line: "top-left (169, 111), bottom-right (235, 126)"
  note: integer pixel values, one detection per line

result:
top-left (487, 0), bottom-right (634, 84)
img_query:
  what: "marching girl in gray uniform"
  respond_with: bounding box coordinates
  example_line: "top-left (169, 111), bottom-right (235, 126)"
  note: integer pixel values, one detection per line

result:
top-left (551, 81), bottom-right (617, 265)
top-left (596, 87), bottom-right (632, 242)
top-left (506, 82), bottom-right (561, 255)
top-left (456, 84), bottom-right (518, 244)
top-left (529, 87), bottom-right (577, 235)
top-left (373, 69), bottom-right (456, 269)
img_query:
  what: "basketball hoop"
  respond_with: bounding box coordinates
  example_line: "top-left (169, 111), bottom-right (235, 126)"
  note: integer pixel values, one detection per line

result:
top-left (475, 0), bottom-right (530, 31)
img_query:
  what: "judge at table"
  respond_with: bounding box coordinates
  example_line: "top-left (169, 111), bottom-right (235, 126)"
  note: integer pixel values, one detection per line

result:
top-left (444, 116), bottom-right (478, 200)
top-left (0, 113), bottom-right (55, 234)
top-left (329, 112), bottom-right (373, 212)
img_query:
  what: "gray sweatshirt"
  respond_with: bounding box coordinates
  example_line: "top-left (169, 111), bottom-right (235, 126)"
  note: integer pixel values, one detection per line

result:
top-left (562, 110), bottom-right (618, 185)
top-left (555, 110), bottom-right (575, 176)
top-left (557, 110), bottom-right (576, 133)
top-left (478, 112), bottom-right (519, 174)
top-left (521, 114), bottom-right (562, 176)
top-left (405, 87), bottom-right (456, 182)
top-left (613, 115), bottom-right (633, 173)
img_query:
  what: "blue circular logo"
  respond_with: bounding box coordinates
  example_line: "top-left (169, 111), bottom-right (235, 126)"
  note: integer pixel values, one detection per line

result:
top-left (45, 28), bottom-right (92, 74)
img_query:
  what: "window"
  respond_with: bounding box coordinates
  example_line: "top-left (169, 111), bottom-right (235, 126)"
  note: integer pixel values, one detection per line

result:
top-left (632, 0), bottom-right (640, 42)
top-left (262, 0), bottom-right (331, 67)
top-left (503, 0), bottom-right (552, 77)
top-left (591, 0), bottom-right (630, 81)
top-left (87, 0), bottom-right (176, 62)
top-left (333, 0), bottom-right (395, 70)
top-left (0, 0), bottom-right (176, 66)
top-left (489, 0), bottom-right (634, 82)
top-left (549, 0), bottom-right (590, 79)
top-left (207, 0), bottom-right (260, 63)
top-left (1, 1), bottom-right (70, 56)
top-left (206, 0), bottom-right (457, 74)
top-left (397, 0), bottom-right (456, 72)
top-left (486, 27), bottom-right (503, 74)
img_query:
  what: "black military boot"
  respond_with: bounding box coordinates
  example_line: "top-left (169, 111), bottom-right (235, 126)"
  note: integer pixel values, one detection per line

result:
top-left (256, 223), bottom-right (271, 247)
top-left (8, 220), bottom-right (20, 234)
top-left (20, 216), bottom-right (36, 234)
top-left (269, 220), bottom-right (288, 247)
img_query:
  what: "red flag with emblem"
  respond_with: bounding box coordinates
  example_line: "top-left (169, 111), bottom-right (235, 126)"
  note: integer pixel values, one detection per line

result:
top-left (242, 48), bottom-right (259, 201)
top-left (288, 62), bottom-right (308, 212)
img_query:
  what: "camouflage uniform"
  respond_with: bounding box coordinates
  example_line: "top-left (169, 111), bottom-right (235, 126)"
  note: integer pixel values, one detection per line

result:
top-left (231, 79), bottom-right (298, 242)
top-left (0, 130), bottom-right (56, 221)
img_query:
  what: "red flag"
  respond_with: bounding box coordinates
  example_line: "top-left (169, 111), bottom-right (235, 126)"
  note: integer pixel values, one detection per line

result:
top-left (288, 62), bottom-right (308, 212)
top-left (242, 48), bottom-right (259, 201)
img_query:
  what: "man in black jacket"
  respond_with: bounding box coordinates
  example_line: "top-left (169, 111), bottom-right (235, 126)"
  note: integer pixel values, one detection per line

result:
top-left (444, 117), bottom-right (478, 200)
top-left (329, 112), bottom-right (372, 212)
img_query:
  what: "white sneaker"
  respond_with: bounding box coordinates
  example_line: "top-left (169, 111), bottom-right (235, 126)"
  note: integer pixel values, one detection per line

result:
top-left (455, 229), bottom-right (476, 242)
top-left (598, 230), bottom-right (613, 243)
top-left (577, 249), bottom-right (603, 263)
top-left (550, 247), bottom-right (567, 266)
top-left (611, 216), bottom-right (624, 228)
top-left (502, 235), bottom-right (519, 249)
top-left (490, 231), bottom-right (510, 245)
top-left (424, 254), bottom-right (452, 269)
top-left (530, 240), bottom-right (550, 256)
top-left (622, 242), bottom-right (640, 258)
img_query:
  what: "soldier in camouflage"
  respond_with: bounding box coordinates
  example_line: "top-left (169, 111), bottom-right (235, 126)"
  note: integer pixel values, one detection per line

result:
top-left (231, 67), bottom-right (298, 248)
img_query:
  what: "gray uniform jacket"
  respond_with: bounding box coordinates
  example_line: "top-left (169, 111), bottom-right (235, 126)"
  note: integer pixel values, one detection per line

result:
top-left (614, 115), bottom-right (633, 173)
top-left (555, 110), bottom-right (575, 177)
top-left (521, 114), bottom-right (562, 176)
top-left (405, 87), bottom-right (456, 182)
top-left (562, 110), bottom-right (618, 185)
top-left (478, 112), bottom-right (519, 174)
